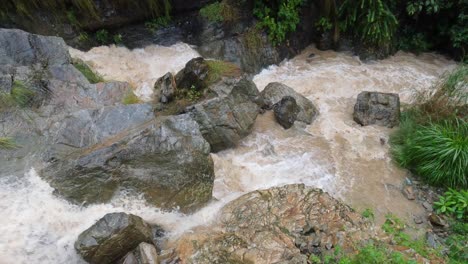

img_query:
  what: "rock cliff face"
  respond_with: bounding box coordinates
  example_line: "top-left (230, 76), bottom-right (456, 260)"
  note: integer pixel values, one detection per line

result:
top-left (173, 184), bottom-right (375, 264)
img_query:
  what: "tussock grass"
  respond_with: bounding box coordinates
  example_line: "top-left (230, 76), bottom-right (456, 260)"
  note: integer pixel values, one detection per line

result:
top-left (0, 137), bottom-right (17, 150)
top-left (206, 60), bottom-right (241, 85)
top-left (200, 1), bottom-right (238, 23)
top-left (122, 91), bottom-right (140, 105)
top-left (390, 65), bottom-right (468, 188)
top-left (73, 60), bottom-right (104, 84)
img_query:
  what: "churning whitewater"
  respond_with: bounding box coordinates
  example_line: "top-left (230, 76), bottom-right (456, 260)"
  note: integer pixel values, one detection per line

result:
top-left (0, 43), bottom-right (456, 263)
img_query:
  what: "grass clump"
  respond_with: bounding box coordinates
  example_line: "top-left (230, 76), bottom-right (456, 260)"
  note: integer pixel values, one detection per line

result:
top-left (206, 60), bottom-right (241, 85)
top-left (11, 81), bottom-right (35, 108)
top-left (122, 91), bottom-right (140, 105)
top-left (445, 221), bottom-right (468, 263)
top-left (72, 60), bottom-right (104, 84)
top-left (0, 137), bottom-right (17, 150)
top-left (390, 66), bottom-right (468, 189)
top-left (145, 16), bottom-right (171, 32)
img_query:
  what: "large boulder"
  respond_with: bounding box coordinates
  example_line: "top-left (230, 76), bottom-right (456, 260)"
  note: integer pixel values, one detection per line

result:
top-left (174, 184), bottom-right (374, 264)
top-left (258, 82), bottom-right (319, 124)
top-left (41, 113), bottom-right (214, 212)
top-left (75, 212), bottom-right (153, 264)
top-left (187, 77), bottom-right (260, 152)
top-left (154, 72), bottom-right (177, 103)
top-left (273, 96), bottom-right (300, 129)
top-left (353, 91), bottom-right (400, 128)
top-left (175, 57), bottom-right (210, 90)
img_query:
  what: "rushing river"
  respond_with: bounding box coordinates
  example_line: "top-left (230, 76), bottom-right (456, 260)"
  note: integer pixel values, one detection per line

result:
top-left (0, 44), bottom-right (456, 263)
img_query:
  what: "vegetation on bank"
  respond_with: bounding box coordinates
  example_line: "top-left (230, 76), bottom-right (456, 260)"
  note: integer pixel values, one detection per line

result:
top-left (390, 66), bottom-right (467, 189)
top-left (200, 1), bottom-right (238, 23)
top-left (122, 91), bottom-right (141, 105)
top-left (250, 0), bottom-right (466, 59)
top-left (0, 80), bottom-right (36, 110)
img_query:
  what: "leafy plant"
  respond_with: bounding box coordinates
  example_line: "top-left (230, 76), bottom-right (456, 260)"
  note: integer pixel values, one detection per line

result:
top-left (315, 17), bottom-right (333, 32)
top-left (397, 31), bottom-right (431, 54)
top-left (145, 16), bottom-right (171, 32)
top-left (446, 221), bottom-right (468, 263)
top-left (95, 29), bottom-right (109, 44)
top-left (434, 189), bottom-right (468, 219)
top-left (339, 0), bottom-right (398, 47)
top-left (362, 208), bottom-right (375, 220)
top-left (187, 85), bottom-right (202, 102)
top-left (113, 34), bottom-right (123, 44)
top-left (253, 0), bottom-right (304, 45)
top-left (0, 137), bottom-right (17, 150)
top-left (73, 60), bottom-right (104, 84)
top-left (122, 91), bottom-right (140, 105)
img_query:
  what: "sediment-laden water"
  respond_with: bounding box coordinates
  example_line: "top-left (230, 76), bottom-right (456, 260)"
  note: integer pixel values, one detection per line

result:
top-left (0, 44), bottom-right (456, 263)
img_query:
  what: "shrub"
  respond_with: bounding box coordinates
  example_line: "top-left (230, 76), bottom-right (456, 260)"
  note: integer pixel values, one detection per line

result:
top-left (122, 91), bottom-right (140, 105)
top-left (434, 189), bottom-right (468, 220)
top-left (200, 1), bottom-right (237, 23)
top-left (73, 60), bottom-right (104, 84)
top-left (339, 0), bottom-right (398, 47)
top-left (0, 137), bottom-right (17, 150)
top-left (253, 0), bottom-right (303, 45)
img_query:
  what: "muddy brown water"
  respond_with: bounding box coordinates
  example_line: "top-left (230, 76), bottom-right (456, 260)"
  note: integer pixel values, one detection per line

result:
top-left (0, 44), bottom-right (456, 263)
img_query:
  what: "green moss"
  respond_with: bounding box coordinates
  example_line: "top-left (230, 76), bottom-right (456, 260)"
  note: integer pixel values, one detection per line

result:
top-left (73, 60), bottom-right (104, 84)
top-left (244, 27), bottom-right (264, 53)
top-left (122, 91), bottom-right (140, 105)
top-left (0, 137), bottom-right (17, 150)
top-left (206, 60), bottom-right (241, 85)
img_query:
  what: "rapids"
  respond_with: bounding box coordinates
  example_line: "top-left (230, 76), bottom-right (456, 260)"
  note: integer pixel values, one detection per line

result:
top-left (0, 44), bottom-right (456, 263)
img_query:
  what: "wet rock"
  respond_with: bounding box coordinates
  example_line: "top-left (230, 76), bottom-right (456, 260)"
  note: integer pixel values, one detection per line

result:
top-left (428, 213), bottom-right (448, 227)
top-left (41, 114), bottom-right (214, 212)
top-left (135, 242), bottom-right (159, 264)
top-left (353, 91), bottom-right (400, 128)
top-left (175, 57), bottom-right (210, 90)
top-left (75, 212), bottom-right (153, 264)
top-left (0, 74), bottom-right (12, 93)
top-left (273, 96), bottom-right (300, 129)
top-left (0, 28), bottom-right (70, 67)
top-left (403, 186), bottom-right (416, 200)
top-left (154, 72), bottom-right (177, 103)
top-left (174, 184), bottom-right (373, 264)
top-left (187, 77), bottom-right (259, 152)
top-left (258, 82), bottom-right (319, 124)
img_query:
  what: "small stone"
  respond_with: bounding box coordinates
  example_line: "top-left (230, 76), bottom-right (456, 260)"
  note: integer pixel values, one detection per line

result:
top-left (403, 186), bottom-right (415, 200)
top-left (422, 202), bottom-right (433, 212)
top-left (380, 138), bottom-right (386, 145)
top-left (413, 216), bottom-right (423, 224)
top-left (428, 213), bottom-right (447, 227)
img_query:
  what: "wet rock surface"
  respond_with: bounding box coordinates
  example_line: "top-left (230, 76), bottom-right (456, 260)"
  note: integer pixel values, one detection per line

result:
top-left (187, 77), bottom-right (260, 152)
top-left (42, 114), bottom-right (214, 212)
top-left (154, 72), bottom-right (177, 103)
top-left (174, 57), bottom-right (210, 90)
top-left (353, 91), bottom-right (400, 128)
top-left (75, 212), bottom-right (153, 264)
top-left (174, 184), bottom-right (374, 264)
top-left (273, 96), bottom-right (300, 129)
top-left (258, 82), bottom-right (319, 124)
